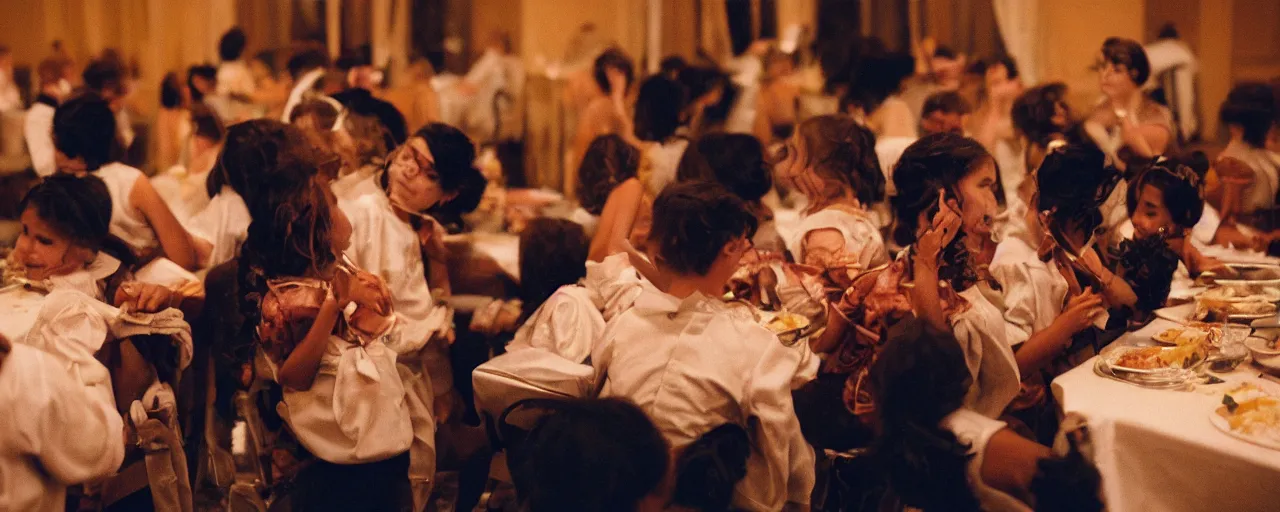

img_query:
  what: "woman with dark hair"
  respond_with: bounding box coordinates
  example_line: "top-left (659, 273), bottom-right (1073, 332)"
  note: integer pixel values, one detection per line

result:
top-left (511, 398), bottom-right (670, 512)
top-left (1124, 158), bottom-right (1225, 281)
top-left (53, 94), bottom-right (199, 270)
top-left (236, 147), bottom-right (416, 511)
top-left (569, 48), bottom-right (636, 198)
top-left (1085, 37), bottom-right (1175, 170)
top-left (869, 317), bottom-right (1104, 512)
top-left (634, 75), bottom-right (691, 196)
top-left (1216, 83), bottom-right (1280, 219)
top-left (187, 119), bottom-right (311, 268)
top-left (677, 66), bottom-right (729, 136)
top-left (842, 52), bottom-right (917, 138)
top-left (1011, 83), bottom-right (1072, 180)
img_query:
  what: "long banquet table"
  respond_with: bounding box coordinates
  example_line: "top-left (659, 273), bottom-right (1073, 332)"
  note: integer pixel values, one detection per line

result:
top-left (1052, 318), bottom-right (1280, 512)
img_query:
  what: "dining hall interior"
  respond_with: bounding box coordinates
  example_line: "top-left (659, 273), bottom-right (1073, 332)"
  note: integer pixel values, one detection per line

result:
top-left (0, 0), bottom-right (1278, 511)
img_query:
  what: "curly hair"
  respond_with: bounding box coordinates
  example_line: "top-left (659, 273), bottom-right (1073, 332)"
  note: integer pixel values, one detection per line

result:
top-left (795, 114), bottom-right (885, 208)
top-left (1116, 234), bottom-right (1180, 312)
top-left (577, 134), bottom-right (640, 215)
top-left (1126, 159), bottom-right (1204, 229)
top-left (869, 317), bottom-right (981, 512)
top-left (1012, 83), bottom-right (1070, 148)
top-left (592, 48), bottom-right (635, 96)
top-left (208, 119), bottom-right (315, 202)
top-left (1035, 143), bottom-right (1120, 236)
top-left (891, 133), bottom-right (992, 290)
top-left (1100, 37), bottom-right (1151, 86)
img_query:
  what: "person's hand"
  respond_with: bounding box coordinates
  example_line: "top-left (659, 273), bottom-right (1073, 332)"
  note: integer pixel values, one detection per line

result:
top-left (416, 218), bottom-right (449, 263)
top-left (349, 304), bottom-right (394, 338)
top-left (114, 282), bottom-right (177, 313)
top-left (334, 269), bottom-right (391, 315)
top-left (915, 189), bottom-right (962, 275)
top-left (1059, 288), bottom-right (1106, 334)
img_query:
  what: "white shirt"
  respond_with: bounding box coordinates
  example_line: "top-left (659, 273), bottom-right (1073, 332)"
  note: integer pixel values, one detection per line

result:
top-left (941, 409), bottom-right (1033, 512)
top-left (1143, 39), bottom-right (1199, 141)
top-left (1221, 140), bottom-right (1280, 214)
top-left (0, 343), bottom-right (124, 512)
top-left (507, 286), bottom-right (603, 364)
top-left (95, 162), bottom-right (159, 254)
top-left (640, 139), bottom-right (690, 196)
top-left (592, 288), bottom-right (815, 510)
top-left (341, 190), bottom-right (452, 395)
top-left (188, 187), bottom-right (251, 269)
top-left (788, 207), bottom-right (890, 270)
top-left (25, 101), bottom-right (57, 177)
top-left (875, 135), bottom-right (916, 197)
top-left (151, 165), bottom-right (213, 228)
top-left (989, 236), bottom-right (1069, 346)
top-left (952, 287), bottom-right (1022, 419)
top-left (217, 60), bottom-right (257, 98)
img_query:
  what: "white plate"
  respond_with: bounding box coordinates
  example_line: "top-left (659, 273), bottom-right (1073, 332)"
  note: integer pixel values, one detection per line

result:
top-left (1157, 301), bottom-right (1279, 323)
top-left (1209, 407), bottom-right (1280, 451)
top-left (1102, 346), bottom-right (1193, 375)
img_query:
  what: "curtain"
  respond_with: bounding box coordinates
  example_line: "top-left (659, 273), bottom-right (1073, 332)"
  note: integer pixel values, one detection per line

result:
top-left (991, 0), bottom-right (1040, 84)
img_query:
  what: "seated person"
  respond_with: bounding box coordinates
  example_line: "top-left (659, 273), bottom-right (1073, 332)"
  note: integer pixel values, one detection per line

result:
top-left (591, 181), bottom-right (815, 511)
top-left (920, 90), bottom-right (969, 136)
top-left (676, 133), bottom-right (785, 254)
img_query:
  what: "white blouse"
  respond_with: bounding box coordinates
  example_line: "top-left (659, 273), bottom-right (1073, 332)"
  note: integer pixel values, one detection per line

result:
top-left (1221, 140), bottom-right (1280, 214)
top-left (265, 324), bottom-right (414, 465)
top-left (952, 287), bottom-right (1022, 419)
top-left (20, 289), bottom-right (118, 420)
top-left (592, 289), bottom-right (815, 511)
top-left (0, 343), bottom-right (124, 512)
top-left (340, 191), bottom-right (452, 395)
top-left (989, 236), bottom-right (1069, 346)
top-left (639, 139), bottom-right (690, 196)
top-left (941, 409), bottom-right (1033, 512)
top-left (788, 207), bottom-right (889, 270)
top-left (188, 187), bottom-right (251, 269)
top-left (507, 286), bottom-right (603, 364)
top-left (96, 162), bottom-right (160, 254)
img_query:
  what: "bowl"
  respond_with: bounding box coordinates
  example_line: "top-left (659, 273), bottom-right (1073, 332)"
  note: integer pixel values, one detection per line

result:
top-left (1206, 343), bottom-right (1250, 373)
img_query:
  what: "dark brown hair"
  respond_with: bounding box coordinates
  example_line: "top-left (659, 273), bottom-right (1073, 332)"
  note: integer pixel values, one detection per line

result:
top-left (1100, 37), bottom-right (1150, 86)
top-left (794, 114), bottom-right (885, 207)
top-left (519, 218), bottom-right (589, 320)
top-left (577, 134), bottom-right (640, 215)
top-left (648, 181), bottom-right (757, 276)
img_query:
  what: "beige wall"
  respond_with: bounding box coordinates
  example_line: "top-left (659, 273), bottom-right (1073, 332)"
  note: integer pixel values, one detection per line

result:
top-left (517, 0), bottom-right (646, 67)
top-left (1038, 0), bottom-right (1146, 113)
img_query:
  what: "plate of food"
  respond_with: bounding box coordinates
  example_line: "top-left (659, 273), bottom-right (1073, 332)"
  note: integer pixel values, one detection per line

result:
top-left (1151, 324), bottom-right (1221, 346)
top-left (1102, 344), bottom-right (1208, 374)
top-left (1210, 383), bottom-right (1280, 450)
top-left (1203, 264), bottom-right (1280, 286)
top-left (764, 311), bottom-right (818, 347)
top-left (1194, 295), bottom-right (1278, 321)
top-left (1197, 285), bottom-right (1280, 304)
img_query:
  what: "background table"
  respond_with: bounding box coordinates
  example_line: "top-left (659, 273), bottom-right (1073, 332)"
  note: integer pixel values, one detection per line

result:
top-left (1052, 320), bottom-right (1280, 512)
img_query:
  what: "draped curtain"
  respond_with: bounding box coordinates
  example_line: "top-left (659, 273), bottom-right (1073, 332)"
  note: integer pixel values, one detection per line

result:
top-left (991, 0), bottom-right (1041, 84)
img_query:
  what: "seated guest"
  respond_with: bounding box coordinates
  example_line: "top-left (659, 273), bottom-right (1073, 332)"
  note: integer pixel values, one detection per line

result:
top-left (570, 48), bottom-right (635, 198)
top-left (332, 47), bottom-right (409, 147)
top-left (1215, 83), bottom-right (1279, 222)
top-left (81, 57), bottom-right (136, 153)
top-left (870, 317), bottom-right (1104, 512)
top-left (920, 90), bottom-right (969, 136)
top-left (153, 105), bottom-right (225, 225)
top-left (1085, 37), bottom-right (1174, 171)
top-left (26, 58), bottom-right (69, 177)
top-left (1126, 158), bottom-right (1225, 278)
top-left (591, 181), bottom-right (815, 511)
top-left (53, 94), bottom-right (198, 270)
top-left (676, 133), bottom-right (785, 254)
top-left (0, 335), bottom-right (125, 512)
top-left (511, 398), bottom-right (670, 512)
top-left (576, 134), bottom-right (640, 239)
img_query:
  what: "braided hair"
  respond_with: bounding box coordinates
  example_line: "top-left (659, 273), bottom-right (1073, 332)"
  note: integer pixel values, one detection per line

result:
top-left (794, 114), bottom-right (885, 208)
top-left (891, 133), bottom-right (992, 291)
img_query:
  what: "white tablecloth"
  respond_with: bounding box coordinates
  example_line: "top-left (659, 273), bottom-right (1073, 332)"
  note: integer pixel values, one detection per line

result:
top-left (1052, 321), bottom-right (1280, 512)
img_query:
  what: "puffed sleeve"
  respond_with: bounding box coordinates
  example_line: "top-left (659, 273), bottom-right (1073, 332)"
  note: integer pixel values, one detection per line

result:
top-left (509, 289), bottom-right (605, 364)
top-left (739, 334), bottom-right (816, 510)
top-left (950, 312), bottom-right (988, 409)
top-left (24, 290), bottom-right (117, 410)
top-left (988, 261), bottom-right (1036, 347)
top-left (342, 197), bottom-right (436, 352)
top-left (30, 347), bottom-right (126, 484)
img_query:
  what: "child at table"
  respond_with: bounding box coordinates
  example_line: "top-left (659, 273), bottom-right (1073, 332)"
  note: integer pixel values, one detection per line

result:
top-left (591, 181), bottom-right (814, 511)
top-left (52, 94), bottom-right (198, 270)
top-left (237, 158), bottom-right (415, 510)
top-left (1125, 158), bottom-right (1225, 278)
top-left (576, 134), bottom-right (641, 241)
top-left (676, 133), bottom-right (786, 254)
top-left (869, 316), bottom-right (1103, 512)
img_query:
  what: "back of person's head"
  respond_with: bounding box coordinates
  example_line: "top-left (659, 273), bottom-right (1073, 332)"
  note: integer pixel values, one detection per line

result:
top-left (52, 93), bottom-right (121, 172)
top-left (678, 133), bottom-right (772, 202)
top-left (891, 133), bottom-right (993, 247)
top-left (1126, 159), bottom-right (1204, 229)
top-left (82, 58), bottom-right (125, 96)
top-left (1158, 23), bottom-right (1180, 40)
top-left (20, 173), bottom-right (136, 267)
top-left (1030, 445), bottom-right (1105, 512)
top-left (633, 75), bottom-right (688, 142)
top-left (1219, 82), bottom-right (1278, 148)
top-left (794, 114), bottom-right (885, 206)
top-left (519, 218), bottom-right (589, 318)
top-left (209, 119), bottom-right (311, 202)
top-left (1100, 37), bottom-right (1151, 86)
top-left (160, 72), bottom-right (184, 109)
top-left (659, 55), bottom-right (688, 78)
top-left (187, 65), bottom-right (218, 102)
top-left (190, 104), bottom-right (226, 144)
top-left (677, 66), bottom-right (727, 105)
top-left (1035, 143), bottom-right (1118, 234)
top-left (219, 27), bottom-right (248, 62)
top-left (648, 181), bottom-right (757, 277)
top-left (37, 58), bottom-right (62, 88)
top-left (985, 55), bottom-right (1020, 81)
top-left (236, 141), bottom-right (336, 280)
top-left (1012, 82), bottom-right (1070, 148)
top-left (577, 134), bottom-right (640, 215)
top-left (844, 52), bottom-right (915, 113)
top-left (869, 317), bottom-right (980, 512)
top-left (287, 48), bottom-right (330, 81)
top-left (922, 90), bottom-right (970, 119)
top-left (514, 398), bottom-right (669, 512)
top-left (670, 424), bottom-right (751, 512)
top-left (593, 48), bottom-right (635, 95)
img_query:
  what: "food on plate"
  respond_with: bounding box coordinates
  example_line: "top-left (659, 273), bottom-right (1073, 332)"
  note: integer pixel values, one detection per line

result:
top-left (1210, 264), bottom-right (1280, 281)
top-left (1198, 286), bottom-right (1280, 303)
top-left (1111, 343), bottom-right (1207, 370)
top-left (1153, 325), bottom-right (1220, 346)
top-left (766, 312), bottom-right (810, 334)
top-left (1194, 296), bottom-right (1277, 320)
top-left (1217, 384), bottom-right (1280, 444)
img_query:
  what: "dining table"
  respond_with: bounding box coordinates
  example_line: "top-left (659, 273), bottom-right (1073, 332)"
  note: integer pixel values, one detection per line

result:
top-left (1053, 303), bottom-right (1280, 511)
